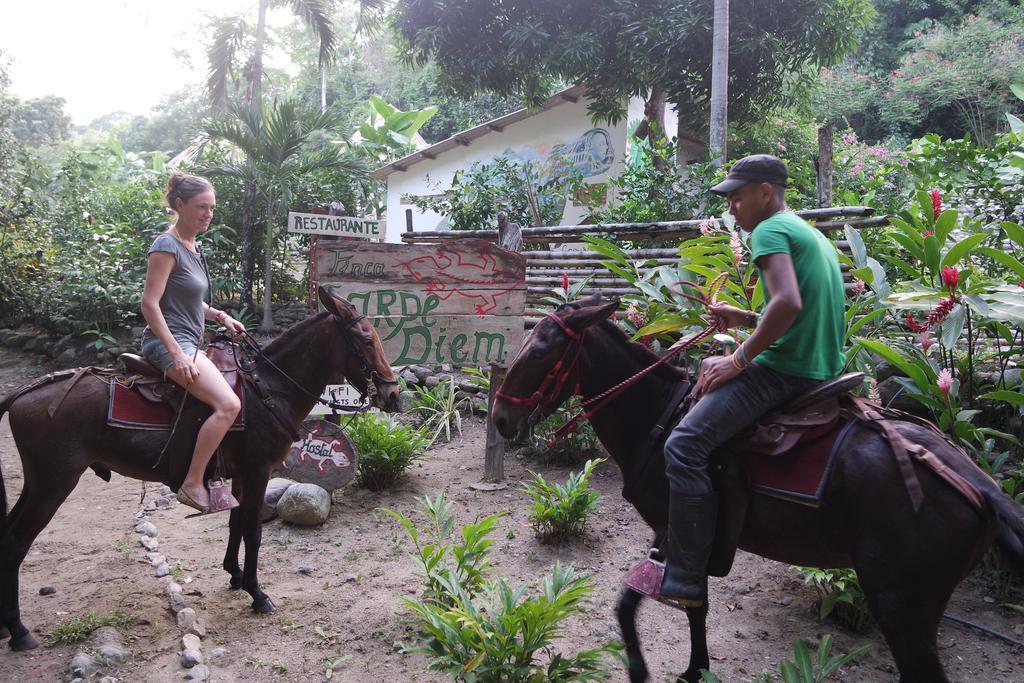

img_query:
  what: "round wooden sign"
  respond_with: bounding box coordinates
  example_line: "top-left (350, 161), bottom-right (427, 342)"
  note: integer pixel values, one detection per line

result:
top-left (278, 419), bottom-right (358, 491)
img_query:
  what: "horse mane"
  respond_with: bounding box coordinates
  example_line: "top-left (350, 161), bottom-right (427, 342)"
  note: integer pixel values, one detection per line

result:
top-left (262, 311), bottom-right (331, 357)
top-left (595, 318), bottom-right (689, 382)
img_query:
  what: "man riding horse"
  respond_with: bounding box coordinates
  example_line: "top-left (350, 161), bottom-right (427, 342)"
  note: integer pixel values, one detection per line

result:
top-left (660, 154), bottom-right (847, 608)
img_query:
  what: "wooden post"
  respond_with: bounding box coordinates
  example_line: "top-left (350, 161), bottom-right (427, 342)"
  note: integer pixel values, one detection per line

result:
top-left (405, 208), bottom-right (413, 233)
top-left (816, 124), bottom-right (834, 209)
top-left (483, 364), bottom-right (507, 482)
top-left (479, 214), bottom-right (525, 485)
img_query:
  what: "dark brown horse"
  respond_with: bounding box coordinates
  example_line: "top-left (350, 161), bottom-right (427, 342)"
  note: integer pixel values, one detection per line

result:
top-left (492, 295), bottom-right (1024, 683)
top-left (0, 287), bottom-right (400, 651)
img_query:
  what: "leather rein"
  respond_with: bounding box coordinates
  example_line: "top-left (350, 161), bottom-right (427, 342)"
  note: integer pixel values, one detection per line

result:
top-left (497, 273), bottom-right (729, 446)
top-left (230, 314), bottom-right (397, 440)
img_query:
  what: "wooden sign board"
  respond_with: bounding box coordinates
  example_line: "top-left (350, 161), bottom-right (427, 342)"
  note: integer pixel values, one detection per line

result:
top-left (307, 383), bottom-right (379, 416)
top-left (287, 211), bottom-right (384, 240)
top-left (317, 239), bottom-right (526, 367)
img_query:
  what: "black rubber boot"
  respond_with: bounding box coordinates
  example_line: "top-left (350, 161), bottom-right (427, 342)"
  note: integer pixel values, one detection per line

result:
top-left (660, 492), bottom-right (718, 607)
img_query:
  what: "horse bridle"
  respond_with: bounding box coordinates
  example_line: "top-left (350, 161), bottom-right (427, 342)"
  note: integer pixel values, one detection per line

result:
top-left (496, 273), bottom-right (730, 445)
top-left (235, 312), bottom-right (396, 417)
top-left (495, 311), bottom-right (587, 422)
top-left (335, 314), bottom-right (400, 406)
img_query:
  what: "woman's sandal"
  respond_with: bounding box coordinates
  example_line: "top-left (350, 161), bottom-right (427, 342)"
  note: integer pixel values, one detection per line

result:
top-left (176, 488), bottom-right (209, 515)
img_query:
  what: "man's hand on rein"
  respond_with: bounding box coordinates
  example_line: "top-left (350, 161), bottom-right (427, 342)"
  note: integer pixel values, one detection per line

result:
top-left (709, 303), bottom-right (753, 329)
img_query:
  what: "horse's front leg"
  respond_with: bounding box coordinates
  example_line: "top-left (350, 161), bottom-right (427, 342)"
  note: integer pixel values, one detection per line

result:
top-left (238, 474), bottom-right (274, 613)
top-left (222, 504), bottom-right (244, 590)
top-left (678, 593), bottom-right (710, 683)
top-left (617, 587), bottom-right (649, 682)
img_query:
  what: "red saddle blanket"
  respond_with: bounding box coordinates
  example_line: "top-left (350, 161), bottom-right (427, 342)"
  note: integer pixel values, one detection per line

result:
top-left (107, 379), bottom-right (246, 431)
top-left (745, 417), bottom-right (853, 507)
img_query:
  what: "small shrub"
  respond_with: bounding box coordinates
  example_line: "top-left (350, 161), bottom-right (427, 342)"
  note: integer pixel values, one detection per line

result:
top-left (346, 413), bottom-right (427, 491)
top-left (701, 634), bottom-right (871, 683)
top-left (49, 610), bottom-right (137, 644)
top-left (384, 493), bottom-right (621, 682)
top-left (526, 397), bottom-right (601, 466)
top-left (409, 376), bottom-right (470, 445)
top-left (522, 458), bottom-right (604, 544)
top-left (793, 566), bottom-right (874, 633)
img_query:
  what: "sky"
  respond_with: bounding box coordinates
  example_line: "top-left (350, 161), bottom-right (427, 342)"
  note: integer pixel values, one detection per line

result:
top-left (0, 0), bottom-right (299, 125)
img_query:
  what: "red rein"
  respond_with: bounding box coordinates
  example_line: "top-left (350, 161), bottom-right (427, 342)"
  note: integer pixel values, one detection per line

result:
top-left (499, 273), bottom-right (730, 447)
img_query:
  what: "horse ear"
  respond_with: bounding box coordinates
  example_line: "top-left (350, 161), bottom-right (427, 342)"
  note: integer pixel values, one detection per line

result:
top-left (565, 296), bottom-right (619, 331)
top-left (318, 286), bottom-right (357, 321)
top-left (318, 286), bottom-right (340, 315)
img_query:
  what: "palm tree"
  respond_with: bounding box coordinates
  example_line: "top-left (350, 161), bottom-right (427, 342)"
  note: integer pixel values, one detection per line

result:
top-left (709, 0), bottom-right (730, 166)
top-left (195, 100), bottom-right (367, 332)
top-left (206, 0), bottom-right (338, 310)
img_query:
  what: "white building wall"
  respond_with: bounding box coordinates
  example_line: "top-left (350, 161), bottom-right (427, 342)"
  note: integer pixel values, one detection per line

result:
top-left (384, 97), bottom-right (630, 243)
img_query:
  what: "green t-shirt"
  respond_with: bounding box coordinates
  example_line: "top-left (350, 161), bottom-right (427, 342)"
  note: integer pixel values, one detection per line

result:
top-left (749, 211), bottom-right (845, 380)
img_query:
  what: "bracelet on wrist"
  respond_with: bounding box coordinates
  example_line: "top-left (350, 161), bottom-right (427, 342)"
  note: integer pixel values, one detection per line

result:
top-left (735, 343), bottom-right (750, 369)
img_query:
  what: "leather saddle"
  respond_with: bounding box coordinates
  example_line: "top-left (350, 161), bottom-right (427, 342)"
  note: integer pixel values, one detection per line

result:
top-left (731, 372), bottom-right (864, 455)
top-left (119, 341), bottom-right (244, 412)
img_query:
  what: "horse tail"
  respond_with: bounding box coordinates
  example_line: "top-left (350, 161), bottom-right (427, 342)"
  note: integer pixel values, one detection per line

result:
top-left (986, 488), bottom-right (1024, 572)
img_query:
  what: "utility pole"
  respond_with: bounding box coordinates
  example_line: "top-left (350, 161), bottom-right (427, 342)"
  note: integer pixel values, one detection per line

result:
top-left (709, 0), bottom-right (729, 166)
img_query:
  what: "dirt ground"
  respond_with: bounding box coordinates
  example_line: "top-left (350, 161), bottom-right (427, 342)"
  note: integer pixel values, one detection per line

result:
top-left (1, 345), bottom-right (1023, 682)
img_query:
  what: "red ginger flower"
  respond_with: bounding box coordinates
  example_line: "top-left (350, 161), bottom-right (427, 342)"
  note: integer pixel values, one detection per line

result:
top-left (930, 189), bottom-right (942, 220)
top-left (941, 265), bottom-right (959, 294)
top-left (562, 272), bottom-right (570, 291)
top-left (923, 230), bottom-right (934, 238)
top-left (905, 296), bottom-right (956, 333)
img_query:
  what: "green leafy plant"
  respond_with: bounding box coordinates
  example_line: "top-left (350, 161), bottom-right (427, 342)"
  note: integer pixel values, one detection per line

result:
top-left (522, 458), bottom-right (605, 544)
top-left (528, 397), bottom-right (601, 466)
top-left (700, 635), bottom-right (871, 683)
top-left (81, 328), bottom-right (118, 351)
top-left (49, 610), bottom-right (138, 644)
top-left (409, 376), bottom-right (470, 444)
top-left (793, 567), bottom-right (874, 633)
top-left (384, 493), bottom-right (621, 681)
top-left (346, 413), bottom-right (428, 490)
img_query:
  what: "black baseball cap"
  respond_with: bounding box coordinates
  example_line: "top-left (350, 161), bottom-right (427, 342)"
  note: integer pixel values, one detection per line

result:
top-left (710, 154), bottom-right (789, 195)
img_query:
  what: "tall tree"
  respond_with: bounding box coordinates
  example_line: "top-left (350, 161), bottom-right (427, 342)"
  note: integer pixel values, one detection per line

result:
top-left (195, 100), bottom-right (367, 331)
top-left (206, 0), bottom-right (338, 310)
top-left (368, 0), bottom-right (874, 152)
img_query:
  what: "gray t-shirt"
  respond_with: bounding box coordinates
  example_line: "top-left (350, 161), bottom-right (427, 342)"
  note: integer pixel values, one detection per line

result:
top-left (142, 232), bottom-right (208, 347)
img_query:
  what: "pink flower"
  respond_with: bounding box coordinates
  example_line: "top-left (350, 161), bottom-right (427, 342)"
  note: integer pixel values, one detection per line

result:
top-left (625, 302), bottom-right (648, 329)
top-left (937, 368), bottom-right (953, 400)
top-left (931, 189), bottom-right (942, 220)
top-left (730, 232), bottom-right (743, 264)
top-left (698, 218), bottom-right (717, 236)
top-left (941, 265), bottom-right (959, 294)
top-left (920, 330), bottom-right (933, 352)
top-left (851, 278), bottom-right (865, 295)
top-left (841, 133), bottom-right (857, 145)
top-left (562, 272), bottom-right (570, 291)
top-left (923, 230), bottom-right (934, 238)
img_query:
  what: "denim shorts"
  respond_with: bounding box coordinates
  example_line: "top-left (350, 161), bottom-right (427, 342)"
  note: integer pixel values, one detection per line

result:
top-left (140, 335), bottom-right (200, 374)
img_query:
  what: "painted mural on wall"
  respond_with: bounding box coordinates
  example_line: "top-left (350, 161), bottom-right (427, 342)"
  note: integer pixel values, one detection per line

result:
top-left (503, 127), bottom-right (616, 185)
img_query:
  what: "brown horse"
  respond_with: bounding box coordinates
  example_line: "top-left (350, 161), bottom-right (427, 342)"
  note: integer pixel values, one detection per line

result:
top-left (492, 295), bottom-right (1024, 683)
top-left (0, 287), bottom-right (400, 651)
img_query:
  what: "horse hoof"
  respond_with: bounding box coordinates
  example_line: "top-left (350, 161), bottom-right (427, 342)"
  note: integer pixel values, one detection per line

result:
top-left (252, 597), bottom-right (275, 614)
top-left (0, 626), bottom-right (9, 640)
top-left (9, 632), bottom-right (39, 651)
top-left (229, 575), bottom-right (243, 590)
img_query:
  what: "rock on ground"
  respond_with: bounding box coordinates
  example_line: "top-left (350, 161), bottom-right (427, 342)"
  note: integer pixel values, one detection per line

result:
top-left (262, 477), bottom-right (296, 521)
top-left (276, 483), bottom-right (331, 525)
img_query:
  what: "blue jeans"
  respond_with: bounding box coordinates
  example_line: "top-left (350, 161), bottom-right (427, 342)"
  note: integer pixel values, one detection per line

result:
top-left (141, 335), bottom-right (200, 374)
top-left (664, 362), bottom-right (820, 495)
